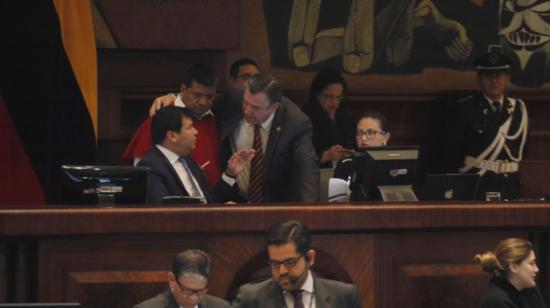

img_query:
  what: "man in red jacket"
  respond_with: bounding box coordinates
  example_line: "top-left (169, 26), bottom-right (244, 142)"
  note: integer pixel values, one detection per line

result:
top-left (123, 64), bottom-right (222, 188)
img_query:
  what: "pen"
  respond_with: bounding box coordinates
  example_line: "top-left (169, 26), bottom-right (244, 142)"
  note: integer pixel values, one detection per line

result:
top-left (200, 161), bottom-right (211, 169)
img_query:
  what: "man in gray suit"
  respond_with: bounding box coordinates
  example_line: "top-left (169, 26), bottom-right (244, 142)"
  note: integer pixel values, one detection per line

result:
top-left (232, 220), bottom-right (362, 308)
top-left (135, 249), bottom-right (230, 308)
top-left (218, 74), bottom-right (319, 203)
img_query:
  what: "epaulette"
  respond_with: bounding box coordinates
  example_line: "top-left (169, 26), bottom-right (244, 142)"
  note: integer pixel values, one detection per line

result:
top-left (457, 95), bottom-right (474, 103)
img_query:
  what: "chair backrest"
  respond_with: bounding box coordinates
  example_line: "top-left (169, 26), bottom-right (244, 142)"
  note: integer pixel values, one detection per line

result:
top-left (319, 168), bottom-right (335, 203)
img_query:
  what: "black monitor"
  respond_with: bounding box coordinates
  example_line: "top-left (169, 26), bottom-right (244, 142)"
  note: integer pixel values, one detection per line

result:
top-left (61, 165), bottom-right (149, 205)
top-left (0, 304), bottom-right (80, 308)
top-left (347, 146), bottom-right (420, 201)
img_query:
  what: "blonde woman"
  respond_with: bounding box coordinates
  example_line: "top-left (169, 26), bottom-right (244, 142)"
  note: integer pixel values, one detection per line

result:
top-left (474, 238), bottom-right (546, 308)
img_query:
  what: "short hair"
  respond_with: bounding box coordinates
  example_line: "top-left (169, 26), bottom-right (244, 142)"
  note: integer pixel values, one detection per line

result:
top-left (359, 111), bottom-right (390, 133)
top-left (171, 249), bottom-right (213, 280)
top-left (474, 238), bottom-right (534, 277)
top-left (265, 220), bottom-right (312, 256)
top-left (230, 58), bottom-right (259, 78)
top-left (308, 69), bottom-right (348, 104)
top-left (182, 63), bottom-right (218, 88)
top-left (246, 74), bottom-right (282, 107)
top-left (151, 106), bottom-right (194, 145)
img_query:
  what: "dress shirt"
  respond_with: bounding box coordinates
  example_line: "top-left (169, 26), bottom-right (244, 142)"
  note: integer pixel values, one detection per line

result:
top-left (174, 94), bottom-right (214, 119)
top-left (283, 270), bottom-right (315, 308)
top-left (232, 113), bottom-right (275, 198)
top-left (156, 145), bottom-right (206, 198)
top-left (483, 94), bottom-right (504, 112)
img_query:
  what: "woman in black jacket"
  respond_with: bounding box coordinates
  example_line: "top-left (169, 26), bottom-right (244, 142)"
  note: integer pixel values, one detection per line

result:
top-left (303, 69), bottom-right (356, 168)
top-left (475, 238), bottom-right (547, 308)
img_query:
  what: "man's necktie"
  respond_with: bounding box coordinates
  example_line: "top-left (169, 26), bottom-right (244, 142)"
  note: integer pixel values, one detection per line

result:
top-left (290, 289), bottom-right (304, 308)
top-left (492, 101), bottom-right (501, 112)
top-left (248, 125), bottom-right (263, 203)
top-left (179, 157), bottom-right (201, 197)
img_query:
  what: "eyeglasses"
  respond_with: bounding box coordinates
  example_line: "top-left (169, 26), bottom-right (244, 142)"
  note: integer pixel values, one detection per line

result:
top-left (190, 91), bottom-right (216, 101)
top-left (320, 92), bottom-right (344, 101)
top-left (235, 73), bottom-right (256, 80)
top-left (179, 285), bottom-right (208, 297)
top-left (268, 255), bottom-right (303, 270)
top-left (356, 129), bottom-right (386, 138)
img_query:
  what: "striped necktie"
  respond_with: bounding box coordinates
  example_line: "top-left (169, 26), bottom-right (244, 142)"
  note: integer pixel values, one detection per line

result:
top-left (290, 289), bottom-right (304, 308)
top-left (248, 125), bottom-right (263, 203)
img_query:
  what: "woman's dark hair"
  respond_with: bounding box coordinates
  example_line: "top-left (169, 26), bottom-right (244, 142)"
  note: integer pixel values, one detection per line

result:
top-left (307, 69), bottom-right (348, 105)
top-left (359, 111), bottom-right (390, 133)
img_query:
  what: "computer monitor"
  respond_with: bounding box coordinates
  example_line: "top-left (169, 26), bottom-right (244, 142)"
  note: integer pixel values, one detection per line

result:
top-left (350, 146), bottom-right (420, 201)
top-left (61, 165), bottom-right (149, 205)
top-left (0, 304), bottom-right (80, 308)
top-left (419, 173), bottom-right (480, 201)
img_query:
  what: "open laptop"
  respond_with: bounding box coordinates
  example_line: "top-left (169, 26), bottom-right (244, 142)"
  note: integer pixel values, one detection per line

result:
top-left (419, 173), bottom-right (480, 201)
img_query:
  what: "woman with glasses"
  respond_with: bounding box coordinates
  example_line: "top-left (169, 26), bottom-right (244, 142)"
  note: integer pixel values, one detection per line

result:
top-left (330, 111), bottom-right (391, 201)
top-left (303, 69), bottom-right (356, 168)
top-left (475, 238), bottom-right (546, 308)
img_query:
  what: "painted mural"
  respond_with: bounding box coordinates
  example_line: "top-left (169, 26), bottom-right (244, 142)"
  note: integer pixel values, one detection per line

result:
top-left (263, 0), bottom-right (550, 87)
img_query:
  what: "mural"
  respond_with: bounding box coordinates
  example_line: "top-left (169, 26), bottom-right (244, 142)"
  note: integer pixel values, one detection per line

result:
top-left (499, 0), bottom-right (550, 86)
top-left (264, 0), bottom-right (549, 86)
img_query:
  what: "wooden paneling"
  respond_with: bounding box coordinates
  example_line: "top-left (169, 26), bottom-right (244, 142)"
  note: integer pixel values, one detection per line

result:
top-left (1, 205), bottom-right (550, 307)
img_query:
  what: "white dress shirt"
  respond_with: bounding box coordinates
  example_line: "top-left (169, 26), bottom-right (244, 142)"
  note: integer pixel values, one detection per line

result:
top-left (483, 94), bottom-right (504, 112)
top-left (156, 145), bottom-right (205, 198)
top-left (283, 270), bottom-right (315, 308)
top-left (231, 113), bottom-right (275, 198)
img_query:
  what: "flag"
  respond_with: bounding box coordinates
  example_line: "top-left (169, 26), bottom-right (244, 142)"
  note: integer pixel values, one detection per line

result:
top-left (0, 0), bottom-right (97, 205)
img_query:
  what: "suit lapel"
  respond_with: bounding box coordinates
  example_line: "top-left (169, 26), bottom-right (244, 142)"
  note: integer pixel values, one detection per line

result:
top-left (182, 156), bottom-right (213, 202)
top-left (313, 277), bottom-right (331, 308)
top-left (153, 147), bottom-right (189, 196)
top-left (267, 280), bottom-right (286, 308)
top-left (263, 105), bottom-right (285, 178)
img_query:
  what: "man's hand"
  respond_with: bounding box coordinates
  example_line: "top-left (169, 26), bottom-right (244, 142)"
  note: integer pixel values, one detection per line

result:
top-left (226, 149), bottom-right (256, 177)
top-left (149, 93), bottom-right (177, 117)
top-left (321, 144), bottom-right (355, 163)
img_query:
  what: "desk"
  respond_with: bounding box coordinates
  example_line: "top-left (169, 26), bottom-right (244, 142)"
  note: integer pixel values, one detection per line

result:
top-left (1, 202), bottom-right (549, 307)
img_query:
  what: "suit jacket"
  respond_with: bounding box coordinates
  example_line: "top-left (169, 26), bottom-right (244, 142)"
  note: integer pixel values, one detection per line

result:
top-left (218, 94), bottom-right (320, 203)
top-left (478, 277), bottom-right (547, 308)
top-left (137, 147), bottom-right (236, 204)
top-left (445, 93), bottom-right (526, 199)
top-left (134, 290), bottom-right (230, 308)
top-left (231, 277), bottom-right (362, 308)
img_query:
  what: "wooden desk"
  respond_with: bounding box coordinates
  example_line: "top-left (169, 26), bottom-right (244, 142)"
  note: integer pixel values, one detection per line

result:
top-left (1, 202), bottom-right (549, 307)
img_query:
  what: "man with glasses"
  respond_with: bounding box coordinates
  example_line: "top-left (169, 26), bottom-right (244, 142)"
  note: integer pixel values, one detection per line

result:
top-left (232, 220), bottom-right (362, 307)
top-left (134, 249), bottom-right (229, 308)
top-left (123, 64), bottom-right (223, 188)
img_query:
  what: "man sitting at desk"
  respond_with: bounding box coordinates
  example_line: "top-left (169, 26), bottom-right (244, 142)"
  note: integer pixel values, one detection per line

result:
top-left (134, 249), bottom-right (230, 308)
top-left (232, 220), bottom-right (362, 307)
top-left (137, 106), bottom-right (253, 204)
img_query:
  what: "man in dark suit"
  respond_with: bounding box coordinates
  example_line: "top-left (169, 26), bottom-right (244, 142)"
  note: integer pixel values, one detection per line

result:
top-left (134, 249), bottom-right (230, 308)
top-left (219, 74), bottom-right (319, 203)
top-left (446, 52), bottom-right (528, 200)
top-left (137, 106), bottom-right (253, 204)
top-left (232, 220), bottom-right (362, 308)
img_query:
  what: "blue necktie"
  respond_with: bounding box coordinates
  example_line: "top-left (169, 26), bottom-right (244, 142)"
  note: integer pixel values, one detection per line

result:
top-left (178, 157), bottom-right (202, 197)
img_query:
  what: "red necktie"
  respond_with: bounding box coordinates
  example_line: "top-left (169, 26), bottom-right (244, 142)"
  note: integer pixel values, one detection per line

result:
top-left (290, 289), bottom-right (304, 308)
top-left (248, 125), bottom-right (263, 203)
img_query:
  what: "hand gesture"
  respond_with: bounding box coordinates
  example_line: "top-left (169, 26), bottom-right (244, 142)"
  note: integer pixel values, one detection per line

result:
top-left (226, 149), bottom-right (256, 177)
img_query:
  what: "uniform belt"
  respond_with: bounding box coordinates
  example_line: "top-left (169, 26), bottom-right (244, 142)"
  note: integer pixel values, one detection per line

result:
top-left (464, 156), bottom-right (519, 174)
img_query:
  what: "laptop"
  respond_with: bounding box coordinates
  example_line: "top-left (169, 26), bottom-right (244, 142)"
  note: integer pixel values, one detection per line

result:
top-left (420, 173), bottom-right (480, 201)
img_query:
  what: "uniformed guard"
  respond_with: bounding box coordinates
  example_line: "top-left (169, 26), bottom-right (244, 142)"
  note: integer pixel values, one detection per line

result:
top-left (448, 52), bottom-right (528, 200)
